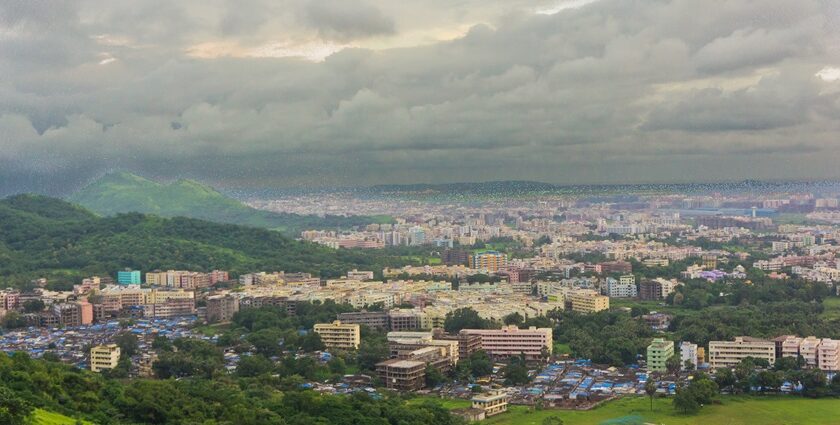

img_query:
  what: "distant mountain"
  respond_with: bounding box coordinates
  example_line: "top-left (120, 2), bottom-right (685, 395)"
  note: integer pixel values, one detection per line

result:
top-left (68, 172), bottom-right (391, 233)
top-left (0, 194), bottom-right (406, 287)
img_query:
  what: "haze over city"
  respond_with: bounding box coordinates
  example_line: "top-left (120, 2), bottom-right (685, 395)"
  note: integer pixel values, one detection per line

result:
top-left (2, 0), bottom-right (840, 195)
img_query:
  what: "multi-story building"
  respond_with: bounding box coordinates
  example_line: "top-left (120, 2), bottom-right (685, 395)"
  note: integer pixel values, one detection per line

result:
top-left (442, 249), bottom-right (470, 266)
top-left (606, 277), bottom-right (637, 298)
top-left (461, 325), bottom-right (552, 362)
top-left (206, 295), bottom-right (240, 323)
top-left (598, 261), bottom-right (632, 274)
top-left (346, 270), bottom-right (375, 281)
top-left (471, 391), bottom-right (509, 417)
top-left (117, 269), bottom-right (141, 285)
top-left (90, 344), bottom-right (121, 372)
top-left (337, 311), bottom-right (389, 331)
top-left (388, 310), bottom-right (427, 331)
top-left (680, 341), bottom-right (698, 370)
top-left (567, 289), bottom-right (610, 313)
top-left (647, 338), bottom-right (674, 372)
top-left (314, 321), bottom-right (361, 350)
top-left (709, 337), bottom-right (775, 369)
top-left (469, 251), bottom-right (508, 272)
top-left (639, 280), bottom-right (662, 301)
top-left (817, 339), bottom-right (840, 371)
top-left (376, 359), bottom-right (426, 391)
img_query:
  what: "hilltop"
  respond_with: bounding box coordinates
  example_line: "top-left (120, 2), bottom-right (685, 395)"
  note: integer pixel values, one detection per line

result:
top-left (69, 172), bottom-right (391, 234)
top-left (0, 194), bottom-right (406, 288)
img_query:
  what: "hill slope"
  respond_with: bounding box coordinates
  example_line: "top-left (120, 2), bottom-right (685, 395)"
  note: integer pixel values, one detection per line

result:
top-left (69, 172), bottom-right (391, 233)
top-left (0, 194), bottom-right (406, 288)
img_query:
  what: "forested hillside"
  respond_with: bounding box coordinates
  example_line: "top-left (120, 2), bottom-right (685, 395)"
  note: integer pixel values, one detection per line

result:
top-left (69, 172), bottom-right (392, 234)
top-left (0, 195), bottom-right (405, 288)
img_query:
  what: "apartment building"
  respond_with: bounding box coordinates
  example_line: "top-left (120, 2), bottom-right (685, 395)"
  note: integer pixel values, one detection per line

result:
top-left (471, 391), bottom-right (509, 417)
top-left (387, 331), bottom-right (459, 365)
top-left (709, 337), bottom-right (775, 368)
top-left (90, 344), bottom-right (121, 372)
top-left (461, 326), bottom-right (552, 362)
top-left (566, 289), bottom-right (610, 313)
top-left (647, 338), bottom-right (674, 372)
top-left (680, 341), bottom-right (698, 370)
top-left (606, 277), bottom-right (637, 298)
top-left (314, 321), bottom-right (361, 350)
top-left (376, 359), bottom-right (426, 391)
top-left (469, 251), bottom-right (508, 272)
top-left (817, 339), bottom-right (840, 371)
top-left (337, 311), bottom-right (389, 331)
top-left (206, 295), bottom-right (240, 323)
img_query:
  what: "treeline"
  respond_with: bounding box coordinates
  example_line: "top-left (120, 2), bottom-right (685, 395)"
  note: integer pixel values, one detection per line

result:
top-left (0, 351), bottom-right (465, 425)
top-left (0, 195), bottom-right (414, 288)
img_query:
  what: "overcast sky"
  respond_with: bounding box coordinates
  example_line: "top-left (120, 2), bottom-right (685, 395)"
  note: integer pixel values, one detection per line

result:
top-left (1, 0), bottom-right (839, 194)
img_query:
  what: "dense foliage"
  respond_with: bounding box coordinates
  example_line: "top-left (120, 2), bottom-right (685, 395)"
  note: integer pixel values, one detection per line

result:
top-left (0, 351), bottom-right (465, 425)
top-left (0, 195), bottom-right (411, 287)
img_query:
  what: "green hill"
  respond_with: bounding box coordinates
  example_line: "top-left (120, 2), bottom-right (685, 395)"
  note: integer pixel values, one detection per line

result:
top-left (69, 172), bottom-right (391, 234)
top-left (0, 194), bottom-right (406, 288)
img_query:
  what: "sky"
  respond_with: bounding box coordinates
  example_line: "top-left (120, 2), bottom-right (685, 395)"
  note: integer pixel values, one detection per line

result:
top-left (1, 0), bottom-right (839, 195)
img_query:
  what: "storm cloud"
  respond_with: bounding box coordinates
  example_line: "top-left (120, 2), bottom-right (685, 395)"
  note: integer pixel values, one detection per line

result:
top-left (0, 0), bottom-right (839, 195)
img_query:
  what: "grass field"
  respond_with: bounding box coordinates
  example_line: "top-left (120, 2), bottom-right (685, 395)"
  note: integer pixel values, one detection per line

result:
top-left (33, 409), bottom-right (92, 425)
top-left (820, 297), bottom-right (840, 320)
top-left (413, 395), bottom-right (840, 425)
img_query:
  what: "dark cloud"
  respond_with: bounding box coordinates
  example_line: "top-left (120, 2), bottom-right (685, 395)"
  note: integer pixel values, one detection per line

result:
top-left (303, 0), bottom-right (395, 41)
top-left (0, 0), bottom-right (839, 195)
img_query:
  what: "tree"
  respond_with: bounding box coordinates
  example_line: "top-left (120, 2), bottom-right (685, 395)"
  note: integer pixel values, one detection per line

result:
top-left (328, 357), bottom-right (346, 375)
top-left (469, 350), bottom-right (493, 377)
top-left (115, 332), bottom-right (139, 357)
top-left (756, 370), bottom-right (783, 393)
top-left (444, 308), bottom-right (492, 333)
top-left (0, 385), bottom-right (33, 425)
top-left (715, 368), bottom-right (737, 393)
top-left (503, 356), bottom-right (530, 386)
top-left (236, 354), bottom-right (274, 377)
top-left (503, 312), bottom-right (524, 326)
top-left (1, 312), bottom-right (27, 329)
top-left (300, 332), bottom-right (325, 352)
top-left (673, 385), bottom-right (700, 414)
top-left (22, 299), bottom-right (45, 313)
top-left (773, 355), bottom-right (803, 371)
top-left (666, 354), bottom-right (682, 376)
top-left (645, 380), bottom-right (657, 411)
top-left (425, 364), bottom-right (445, 388)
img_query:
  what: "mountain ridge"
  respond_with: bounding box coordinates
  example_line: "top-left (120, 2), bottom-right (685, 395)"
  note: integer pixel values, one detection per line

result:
top-left (68, 172), bottom-right (392, 233)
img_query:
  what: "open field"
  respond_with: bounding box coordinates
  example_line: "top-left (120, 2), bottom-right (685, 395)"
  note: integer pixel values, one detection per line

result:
top-left (820, 297), bottom-right (840, 320)
top-left (33, 409), bottom-right (93, 425)
top-left (413, 395), bottom-right (840, 425)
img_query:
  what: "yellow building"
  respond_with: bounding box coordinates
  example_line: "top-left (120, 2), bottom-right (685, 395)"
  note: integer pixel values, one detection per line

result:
top-left (471, 391), bottom-right (509, 417)
top-left (567, 290), bottom-right (610, 313)
top-left (90, 344), bottom-right (121, 372)
top-left (709, 337), bottom-right (775, 369)
top-left (314, 321), bottom-right (361, 350)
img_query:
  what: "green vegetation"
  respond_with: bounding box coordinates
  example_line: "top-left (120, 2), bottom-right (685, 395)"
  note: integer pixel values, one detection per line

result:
top-left (33, 409), bottom-right (93, 425)
top-left (0, 194), bottom-right (411, 287)
top-left (819, 297), bottom-right (840, 320)
top-left (0, 345), bottom-right (464, 425)
top-left (69, 172), bottom-right (393, 234)
top-left (473, 396), bottom-right (840, 425)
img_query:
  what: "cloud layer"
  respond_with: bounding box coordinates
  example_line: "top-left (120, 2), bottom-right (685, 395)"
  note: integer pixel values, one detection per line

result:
top-left (1, 0), bottom-right (839, 195)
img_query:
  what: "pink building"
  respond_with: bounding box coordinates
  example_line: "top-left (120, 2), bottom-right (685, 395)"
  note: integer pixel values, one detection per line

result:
top-left (461, 326), bottom-right (553, 361)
